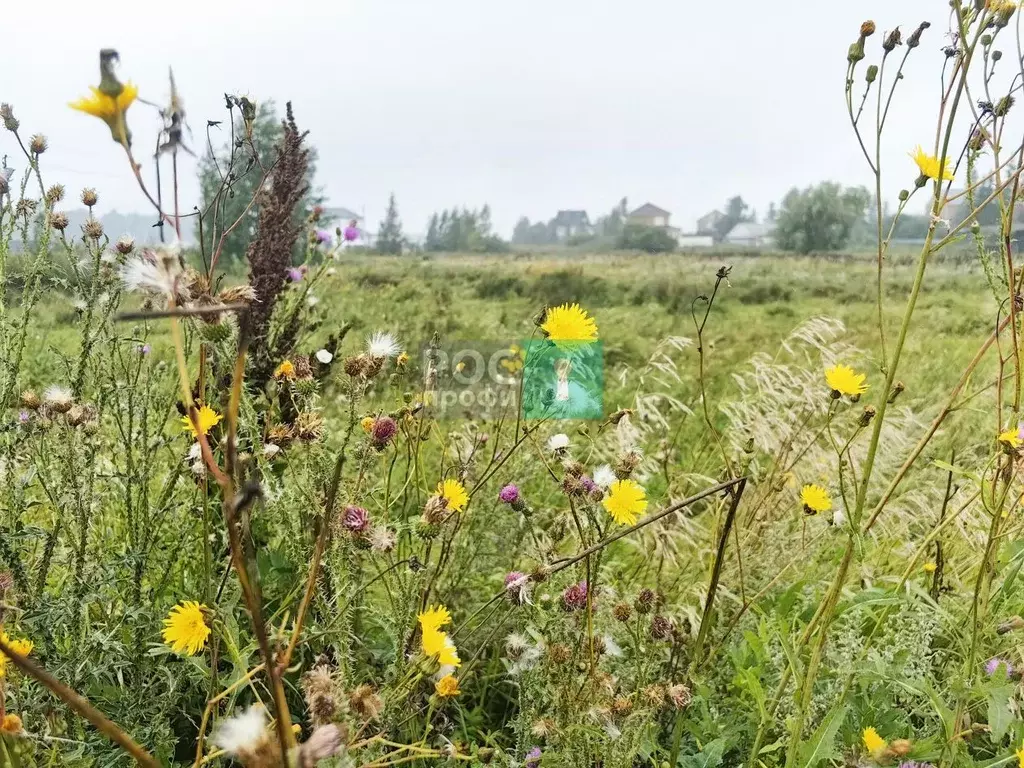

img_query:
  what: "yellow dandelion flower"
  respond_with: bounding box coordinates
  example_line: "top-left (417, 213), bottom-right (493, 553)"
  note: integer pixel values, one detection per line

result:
top-left (0, 630), bottom-right (33, 679)
top-left (910, 145), bottom-right (954, 182)
top-left (800, 484), bottom-right (832, 515)
top-left (360, 416), bottom-right (375, 434)
top-left (396, 351), bottom-right (410, 368)
top-left (435, 674), bottom-right (460, 697)
top-left (69, 83), bottom-right (139, 144)
top-left (1016, 742), bottom-right (1024, 767)
top-left (1, 713), bottom-right (22, 733)
top-left (418, 605), bottom-right (453, 633)
top-left (421, 627), bottom-right (461, 667)
top-left (923, 562), bottom-right (937, 573)
top-left (161, 601), bottom-right (211, 656)
top-left (541, 303), bottom-right (598, 344)
top-left (437, 479), bottom-right (469, 513)
top-left (602, 479), bottom-right (648, 526)
top-left (998, 427), bottom-right (1022, 449)
top-left (824, 365), bottom-right (868, 397)
top-left (180, 405), bottom-right (222, 438)
top-left (862, 726), bottom-right (887, 756)
top-left (274, 360), bottom-right (296, 380)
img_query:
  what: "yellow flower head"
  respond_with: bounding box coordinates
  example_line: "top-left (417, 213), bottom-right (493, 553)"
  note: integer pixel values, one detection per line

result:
top-left (421, 627), bottom-right (461, 667)
top-left (910, 145), bottom-right (954, 182)
top-left (435, 674), bottom-right (460, 697)
top-left (1016, 742), bottom-right (1024, 768)
top-left (923, 561), bottom-right (938, 573)
top-left (418, 605), bottom-right (453, 633)
top-left (69, 83), bottom-right (139, 144)
top-left (396, 351), bottom-right (410, 368)
top-left (824, 365), bottom-right (868, 397)
top-left (862, 726), bottom-right (887, 756)
top-left (0, 630), bottom-right (33, 679)
top-left (602, 479), bottom-right (648, 526)
top-left (361, 415), bottom-right (375, 434)
top-left (541, 303), bottom-right (599, 345)
top-left (181, 405), bottom-right (223, 438)
top-left (800, 484), bottom-right (832, 515)
top-left (437, 479), bottom-right (469, 513)
top-left (1, 713), bottom-right (22, 733)
top-left (274, 360), bottom-right (296, 380)
top-left (998, 427), bottom-right (1022, 449)
top-left (161, 601), bottom-right (211, 656)
top-left (988, 0), bottom-right (1017, 17)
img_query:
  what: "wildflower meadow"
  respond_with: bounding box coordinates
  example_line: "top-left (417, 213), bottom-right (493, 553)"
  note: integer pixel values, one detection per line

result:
top-left (6, 3), bottom-right (1024, 767)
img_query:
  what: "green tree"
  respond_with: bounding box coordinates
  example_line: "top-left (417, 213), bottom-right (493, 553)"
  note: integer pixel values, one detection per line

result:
top-left (618, 223), bottom-right (676, 253)
top-left (714, 195), bottom-right (753, 240)
top-left (424, 206), bottom-right (508, 252)
top-left (196, 100), bottom-right (322, 262)
top-left (774, 182), bottom-right (871, 253)
top-left (377, 193), bottom-right (404, 255)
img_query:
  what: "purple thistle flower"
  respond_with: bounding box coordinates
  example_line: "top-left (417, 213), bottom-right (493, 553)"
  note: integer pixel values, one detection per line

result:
top-left (287, 267), bottom-right (304, 282)
top-left (561, 580), bottom-right (589, 612)
top-left (580, 475), bottom-right (597, 493)
top-left (343, 224), bottom-right (359, 242)
top-left (499, 484), bottom-right (520, 504)
top-left (18, 411), bottom-right (29, 424)
top-left (139, 343), bottom-right (151, 355)
top-left (371, 416), bottom-right (398, 448)
top-left (898, 762), bottom-right (935, 768)
top-left (315, 228), bottom-right (332, 245)
top-left (525, 747), bottom-right (542, 768)
top-left (342, 505), bottom-right (370, 534)
top-left (985, 657), bottom-right (1013, 676)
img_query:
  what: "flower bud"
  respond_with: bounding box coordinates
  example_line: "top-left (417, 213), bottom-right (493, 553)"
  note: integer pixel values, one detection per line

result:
top-left (907, 21), bottom-right (930, 48)
top-left (83, 218), bottom-right (104, 240)
top-left (81, 188), bottom-right (98, 207)
top-left (860, 20), bottom-right (876, 37)
top-left (848, 40), bottom-right (866, 64)
top-left (1, 103), bottom-right (19, 132)
top-left (29, 134), bottom-right (47, 154)
top-left (993, 49), bottom-right (1003, 62)
top-left (883, 27), bottom-right (902, 52)
top-left (887, 380), bottom-right (905, 404)
top-left (866, 64), bottom-right (878, 83)
top-left (115, 235), bottom-right (135, 255)
top-left (858, 405), bottom-right (877, 427)
top-left (898, 189), bottom-right (909, 202)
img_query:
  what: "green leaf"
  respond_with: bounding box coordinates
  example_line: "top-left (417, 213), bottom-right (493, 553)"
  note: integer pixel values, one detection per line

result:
top-left (798, 704), bottom-right (848, 768)
top-left (679, 737), bottom-right (726, 768)
top-left (930, 459), bottom-right (980, 482)
top-left (987, 684), bottom-right (1014, 743)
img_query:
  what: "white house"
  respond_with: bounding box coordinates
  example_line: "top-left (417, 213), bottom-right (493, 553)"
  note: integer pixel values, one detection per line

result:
top-left (723, 221), bottom-right (774, 248)
top-left (677, 234), bottom-right (715, 248)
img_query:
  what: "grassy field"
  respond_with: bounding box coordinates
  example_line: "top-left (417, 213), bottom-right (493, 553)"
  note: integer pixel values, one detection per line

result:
top-left (4, 243), bottom-right (1022, 768)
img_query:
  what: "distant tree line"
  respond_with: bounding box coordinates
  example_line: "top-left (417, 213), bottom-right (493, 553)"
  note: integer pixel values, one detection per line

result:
top-left (425, 205), bottom-right (508, 252)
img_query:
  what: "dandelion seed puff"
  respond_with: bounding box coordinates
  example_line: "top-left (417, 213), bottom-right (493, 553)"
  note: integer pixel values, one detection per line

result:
top-left (43, 385), bottom-right (74, 412)
top-left (122, 243), bottom-right (185, 300)
top-left (593, 464), bottom-right (616, 488)
top-left (547, 433), bottom-right (569, 452)
top-left (212, 705), bottom-right (268, 755)
top-left (602, 634), bottom-right (622, 657)
top-left (315, 349), bottom-right (333, 364)
top-left (366, 331), bottom-right (401, 359)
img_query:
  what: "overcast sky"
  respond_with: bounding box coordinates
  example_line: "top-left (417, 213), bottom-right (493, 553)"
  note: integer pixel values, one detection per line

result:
top-left (3, 0), bottom-right (958, 236)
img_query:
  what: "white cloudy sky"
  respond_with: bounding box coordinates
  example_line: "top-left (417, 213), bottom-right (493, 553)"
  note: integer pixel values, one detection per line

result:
top-left (2, 0), bottom-right (966, 235)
